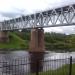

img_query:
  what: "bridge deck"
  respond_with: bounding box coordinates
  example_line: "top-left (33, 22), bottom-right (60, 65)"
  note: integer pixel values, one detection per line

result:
top-left (0, 4), bottom-right (75, 31)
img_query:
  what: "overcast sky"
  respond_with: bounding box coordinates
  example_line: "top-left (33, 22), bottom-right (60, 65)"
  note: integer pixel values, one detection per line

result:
top-left (0, 0), bottom-right (75, 34)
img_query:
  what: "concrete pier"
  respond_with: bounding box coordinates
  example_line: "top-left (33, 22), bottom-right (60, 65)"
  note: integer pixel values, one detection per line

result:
top-left (29, 28), bottom-right (45, 52)
top-left (29, 28), bottom-right (45, 73)
top-left (0, 31), bottom-right (9, 43)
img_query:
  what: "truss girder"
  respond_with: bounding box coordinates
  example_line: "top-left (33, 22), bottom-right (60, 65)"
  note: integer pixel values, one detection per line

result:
top-left (0, 4), bottom-right (75, 31)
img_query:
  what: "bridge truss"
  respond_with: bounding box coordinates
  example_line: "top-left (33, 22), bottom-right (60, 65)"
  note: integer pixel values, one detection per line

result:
top-left (0, 4), bottom-right (75, 30)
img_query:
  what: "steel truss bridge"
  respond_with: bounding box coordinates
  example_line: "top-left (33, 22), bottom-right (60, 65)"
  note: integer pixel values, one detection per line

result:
top-left (0, 4), bottom-right (75, 31)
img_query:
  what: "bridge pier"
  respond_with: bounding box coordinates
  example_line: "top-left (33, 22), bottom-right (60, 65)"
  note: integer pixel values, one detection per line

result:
top-left (29, 28), bottom-right (45, 73)
top-left (29, 28), bottom-right (45, 52)
top-left (0, 31), bottom-right (9, 43)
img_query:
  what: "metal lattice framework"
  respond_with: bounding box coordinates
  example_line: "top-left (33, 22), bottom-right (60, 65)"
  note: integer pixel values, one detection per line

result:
top-left (0, 4), bottom-right (75, 31)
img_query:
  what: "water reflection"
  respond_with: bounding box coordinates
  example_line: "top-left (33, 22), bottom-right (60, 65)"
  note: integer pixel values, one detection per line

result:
top-left (1, 51), bottom-right (30, 75)
top-left (0, 51), bottom-right (75, 75)
top-left (29, 52), bottom-right (44, 73)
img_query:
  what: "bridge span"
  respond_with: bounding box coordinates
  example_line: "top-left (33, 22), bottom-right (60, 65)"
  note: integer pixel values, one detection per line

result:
top-left (0, 4), bottom-right (75, 52)
top-left (0, 4), bottom-right (75, 31)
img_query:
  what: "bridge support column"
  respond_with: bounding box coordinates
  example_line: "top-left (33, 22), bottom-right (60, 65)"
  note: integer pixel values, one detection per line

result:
top-left (29, 28), bottom-right (45, 52)
top-left (29, 28), bottom-right (45, 73)
top-left (0, 31), bottom-right (9, 43)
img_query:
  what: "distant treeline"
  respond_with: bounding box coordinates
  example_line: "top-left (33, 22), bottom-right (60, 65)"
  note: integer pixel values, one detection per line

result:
top-left (14, 29), bottom-right (75, 51)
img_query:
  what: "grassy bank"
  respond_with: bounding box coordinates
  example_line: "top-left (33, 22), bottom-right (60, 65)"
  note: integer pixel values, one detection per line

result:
top-left (32, 64), bottom-right (75, 75)
top-left (0, 32), bottom-right (29, 50)
top-left (1, 31), bottom-right (75, 51)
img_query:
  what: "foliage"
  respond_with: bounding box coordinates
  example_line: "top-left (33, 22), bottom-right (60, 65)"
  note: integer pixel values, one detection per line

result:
top-left (0, 32), bottom-right (29, 50)
top-left (0, 30), bottom-right (75, 51)
top-left (45, 32), bottom-right (75, 51)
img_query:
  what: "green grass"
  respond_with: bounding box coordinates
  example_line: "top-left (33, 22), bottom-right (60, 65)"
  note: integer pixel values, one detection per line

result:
top-left (39, 64), bottom-right (69, 75)
top-left (0, 32), bottom-right (29, 50)
top-left (32, 64), bottom-right (75, 75)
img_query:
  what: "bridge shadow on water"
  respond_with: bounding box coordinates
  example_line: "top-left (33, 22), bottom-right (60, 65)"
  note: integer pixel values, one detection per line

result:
top-left (29, 52), bottom-right (44, 73)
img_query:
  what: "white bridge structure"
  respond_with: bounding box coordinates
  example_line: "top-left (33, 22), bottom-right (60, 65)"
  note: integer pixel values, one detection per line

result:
top-left (0, 4), bottom-right (75, 31)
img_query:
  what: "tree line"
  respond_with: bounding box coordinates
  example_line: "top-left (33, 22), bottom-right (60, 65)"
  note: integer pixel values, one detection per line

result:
top-left (14, 29), bottom-right (75, 51)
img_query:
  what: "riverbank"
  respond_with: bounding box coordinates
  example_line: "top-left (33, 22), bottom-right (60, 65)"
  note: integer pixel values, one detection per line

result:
top-left (0, 31), bottom-right (75, 51)
top-left (0, 32), bottom-right (29, 50)
top-left (39, 64), bottom-right (75, 75)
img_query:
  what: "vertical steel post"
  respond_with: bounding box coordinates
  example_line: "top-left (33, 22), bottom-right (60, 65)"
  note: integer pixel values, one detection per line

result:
top-left (69, 56), bottom-right (72, 75)
top-left (36, 60), bottom-right (39, 75)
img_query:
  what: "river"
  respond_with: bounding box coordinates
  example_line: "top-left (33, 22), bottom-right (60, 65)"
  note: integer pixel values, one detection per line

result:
top-left (0, 51), bottom-right (75, 75)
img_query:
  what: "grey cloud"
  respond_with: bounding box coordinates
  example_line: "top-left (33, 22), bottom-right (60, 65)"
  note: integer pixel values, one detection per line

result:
top-left (0, 12), bottom-right (21, 18)
top-left (0, 0), bottom-right (75, 18)
top-left (0, 8), bottom-right (30, 18)
top-left (61, 26), bottom-right (75, 35)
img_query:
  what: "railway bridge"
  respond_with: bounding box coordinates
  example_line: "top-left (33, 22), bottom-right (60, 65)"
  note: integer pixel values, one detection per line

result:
top-left (0, 4), bottom-right (75, 52)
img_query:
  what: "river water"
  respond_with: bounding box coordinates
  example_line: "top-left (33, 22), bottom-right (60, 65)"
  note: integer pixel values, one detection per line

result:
top-left (0, 51), bottom-right (75, 75)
